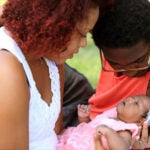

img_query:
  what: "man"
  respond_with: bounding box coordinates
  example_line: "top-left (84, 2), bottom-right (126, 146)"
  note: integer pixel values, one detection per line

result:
top-left (91, 0), bottom-right (150, 149)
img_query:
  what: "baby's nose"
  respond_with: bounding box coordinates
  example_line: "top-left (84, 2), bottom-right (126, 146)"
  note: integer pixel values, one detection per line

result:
top-left (126, 97), bottom-right (135, 103)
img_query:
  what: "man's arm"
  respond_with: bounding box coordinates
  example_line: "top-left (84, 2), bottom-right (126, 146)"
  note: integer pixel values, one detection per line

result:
top-left (97, 125), bottom-right (131, 150)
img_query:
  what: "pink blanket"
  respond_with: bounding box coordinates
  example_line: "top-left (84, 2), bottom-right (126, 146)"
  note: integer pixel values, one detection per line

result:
top-left (57, 108), bottom-right (139, 150)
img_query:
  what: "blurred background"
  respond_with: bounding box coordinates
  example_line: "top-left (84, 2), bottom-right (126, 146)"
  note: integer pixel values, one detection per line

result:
top-left (0, 0), bottom-right (6, 5)
top-left (66, 33), bottom-right (101, 89)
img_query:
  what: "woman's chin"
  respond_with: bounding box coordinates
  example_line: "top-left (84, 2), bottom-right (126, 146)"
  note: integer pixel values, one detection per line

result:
top-left (67, 54), bottom-right (74, 59)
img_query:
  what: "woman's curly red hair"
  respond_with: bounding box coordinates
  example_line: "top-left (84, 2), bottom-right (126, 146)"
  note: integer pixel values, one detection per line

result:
top-left (2, 0), bottom-right (99, 57)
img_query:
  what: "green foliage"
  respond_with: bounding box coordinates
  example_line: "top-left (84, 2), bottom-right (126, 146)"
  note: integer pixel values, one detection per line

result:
top-left (0, 0), bottom-right (7, 5)
top-left (66, 33), bottom-right (101, 88)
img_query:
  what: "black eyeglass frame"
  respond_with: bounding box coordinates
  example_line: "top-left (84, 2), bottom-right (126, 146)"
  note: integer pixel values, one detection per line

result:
top-left (99, 50), bottom-right (150, 72)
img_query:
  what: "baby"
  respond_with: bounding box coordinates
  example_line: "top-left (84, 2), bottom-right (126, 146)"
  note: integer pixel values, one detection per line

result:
top-left (57, 95), bottom-right (150, 150)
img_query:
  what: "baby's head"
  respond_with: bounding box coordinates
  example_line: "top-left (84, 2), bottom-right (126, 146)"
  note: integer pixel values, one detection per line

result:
top-left (116, 95), bottom-right (150, 125)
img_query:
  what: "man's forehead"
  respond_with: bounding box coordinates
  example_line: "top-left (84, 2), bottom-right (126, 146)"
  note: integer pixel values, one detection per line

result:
top-left (102, 41), bottom-right (149, 64)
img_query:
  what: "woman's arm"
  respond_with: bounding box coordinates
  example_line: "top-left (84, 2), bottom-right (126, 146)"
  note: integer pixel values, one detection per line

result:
top-left (55, 64), bottom-right (64, 134)
top-left (0, 50), bottom-right (29, 149)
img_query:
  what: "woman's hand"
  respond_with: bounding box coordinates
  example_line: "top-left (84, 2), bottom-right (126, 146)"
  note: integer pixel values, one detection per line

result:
top-left (132, 121), bottom-right (150, 149)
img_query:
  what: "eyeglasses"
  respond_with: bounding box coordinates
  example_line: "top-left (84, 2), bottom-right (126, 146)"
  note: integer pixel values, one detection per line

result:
top-left (99, 50), bottom-right (150, 72)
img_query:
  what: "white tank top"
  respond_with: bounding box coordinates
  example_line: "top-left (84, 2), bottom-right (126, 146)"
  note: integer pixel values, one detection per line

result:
top-left (0, 27), bottom-right (61, 150)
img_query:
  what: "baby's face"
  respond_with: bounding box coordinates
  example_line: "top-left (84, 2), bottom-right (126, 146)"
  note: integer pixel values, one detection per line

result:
top-left (117, 95), bottom-right (150, 123)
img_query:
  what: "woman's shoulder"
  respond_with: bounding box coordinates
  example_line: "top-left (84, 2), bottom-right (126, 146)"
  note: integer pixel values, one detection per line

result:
top-left (0, 49), bottom-right (29, 101)
top-left (0, 49), bottom-right (24, 74)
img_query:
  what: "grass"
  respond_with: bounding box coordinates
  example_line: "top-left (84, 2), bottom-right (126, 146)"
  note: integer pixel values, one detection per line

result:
top-left (66, 33), bottom-right (101, 89)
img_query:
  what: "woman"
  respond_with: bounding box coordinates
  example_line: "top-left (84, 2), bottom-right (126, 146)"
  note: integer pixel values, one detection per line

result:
top-left (0, 0), bottom-right (99, 149)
